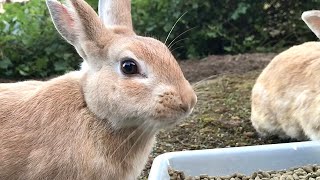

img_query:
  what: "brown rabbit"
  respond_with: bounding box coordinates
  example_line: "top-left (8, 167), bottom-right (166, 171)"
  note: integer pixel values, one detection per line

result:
top-left (251, 10), bottom-right (320, 141)
top-left (0, 0), bottom-right (197, 179)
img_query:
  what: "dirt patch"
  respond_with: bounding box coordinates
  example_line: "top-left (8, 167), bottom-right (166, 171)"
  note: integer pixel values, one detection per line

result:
top-left (179, 53), bottom-right (276, 83)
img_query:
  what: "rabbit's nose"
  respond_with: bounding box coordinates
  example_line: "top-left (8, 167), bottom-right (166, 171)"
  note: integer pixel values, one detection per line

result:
top-left (179, 83), bottom-right (197, 113)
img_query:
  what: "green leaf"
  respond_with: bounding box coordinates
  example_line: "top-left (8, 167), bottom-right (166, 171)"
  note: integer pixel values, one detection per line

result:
top-left (54, 61), bottom-right (67, 72)
top-left (0, 59), bottom-right (12, 69)
top-left (35, 58), bottom-right (48, 70)
top-left (231, 3), bottom-right (250, 20)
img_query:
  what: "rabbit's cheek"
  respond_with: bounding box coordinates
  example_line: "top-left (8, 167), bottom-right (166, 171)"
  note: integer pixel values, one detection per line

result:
top-left (122, 81), bottom-right (151, 100)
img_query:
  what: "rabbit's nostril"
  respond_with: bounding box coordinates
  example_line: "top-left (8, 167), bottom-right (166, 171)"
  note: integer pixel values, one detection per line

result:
top-left (179, 103), bottom-right (189, 112)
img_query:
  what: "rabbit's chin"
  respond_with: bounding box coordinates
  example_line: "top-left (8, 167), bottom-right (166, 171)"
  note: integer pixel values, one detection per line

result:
top-left (152, 118), bottom-right (184, 130)
top-left (106, 109), bottom-right (192, 132)
top-left (153, 109), bottom-right (194, 129)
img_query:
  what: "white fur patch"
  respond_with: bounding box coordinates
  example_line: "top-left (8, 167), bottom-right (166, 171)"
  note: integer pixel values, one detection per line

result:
top-left (295, 90), bottom-right (309, 108)
top-left (252, 83), bottom-right (268, 102)
top-left (80, 61), bottom-right (89, 72)
top-left (98, 0), bottom-right (115, 26)
top-left (152, 84), bottom-right (172, 96)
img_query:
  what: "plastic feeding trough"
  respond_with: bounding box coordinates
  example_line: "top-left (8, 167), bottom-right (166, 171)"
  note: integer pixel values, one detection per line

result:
top-left (148, 141), bottom-right (320, 179)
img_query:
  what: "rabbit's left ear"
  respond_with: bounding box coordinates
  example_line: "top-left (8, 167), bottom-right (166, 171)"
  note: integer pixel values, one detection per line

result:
top-left (98, 0), bottom-right (133, 30)
top-left (47, 0), bottom-right (107, 45)
top-left (302, 10), bottom-right (320, 39)
top-left (47, 0), bottom-right (114, 70)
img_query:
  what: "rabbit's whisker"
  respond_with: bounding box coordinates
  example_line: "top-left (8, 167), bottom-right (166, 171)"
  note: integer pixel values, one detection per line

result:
top-left (195, 91), bottom-right (216, 94)
top-left (168, 38), bottom-right (188, 50)
top-left (171, 46), bottom-right (184, 53)
top-left (192, 74), bottom-right (220, 89)
top-left (168, 27), bottom-right (196, 49)
top-left (110, 121), bottom-right (147, 158)
top-left (164, 11), bottom-right (188, 44)
top-left (119, 123), bottom-right (153, 166)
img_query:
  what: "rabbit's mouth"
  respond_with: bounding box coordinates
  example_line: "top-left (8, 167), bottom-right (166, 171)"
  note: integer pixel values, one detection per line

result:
top-left (148, 88), bottom-right (195, 129)
top-left (150, 105), bottom-right (193, 129)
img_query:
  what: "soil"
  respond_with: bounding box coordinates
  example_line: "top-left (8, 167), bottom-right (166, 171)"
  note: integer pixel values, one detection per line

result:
top-left (179, 53), bottom-right (275, 83)
top-left (1, 53), bottom-right (299, 179)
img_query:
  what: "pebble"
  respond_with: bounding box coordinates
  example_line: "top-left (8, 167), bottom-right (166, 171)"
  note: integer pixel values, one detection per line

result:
top-left (261, 172), bottom-right (270, 178)
top-left (169, 164), bottom-right (320, 180)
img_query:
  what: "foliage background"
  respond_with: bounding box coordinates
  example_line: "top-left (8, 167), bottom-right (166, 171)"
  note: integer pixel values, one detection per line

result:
top-left (0, 0), bottom-right (319, 78)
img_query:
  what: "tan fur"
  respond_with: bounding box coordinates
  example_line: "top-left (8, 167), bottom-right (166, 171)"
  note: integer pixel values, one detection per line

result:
top-left (251, 42), bottom-right (320, 140)
top-left (251, 10), bottom-right (320, 140)
top-left (0, 0), bottom-right (196, 179)
top-left (0, 72), bottom-right (154, 179)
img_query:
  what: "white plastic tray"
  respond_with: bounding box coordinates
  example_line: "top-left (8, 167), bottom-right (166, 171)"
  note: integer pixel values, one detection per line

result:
top-left (148, 141), bottom-right (320, 180)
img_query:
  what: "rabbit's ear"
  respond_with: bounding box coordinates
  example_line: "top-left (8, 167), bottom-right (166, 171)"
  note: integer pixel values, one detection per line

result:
top-left (98, 0), bottom-right (133, 30)
top-left (46, 0), bottom-right (106, 48)
top-left (46, 0), bottom-right (77, 44)
top-left (302, 10), bottom-right (320, 39)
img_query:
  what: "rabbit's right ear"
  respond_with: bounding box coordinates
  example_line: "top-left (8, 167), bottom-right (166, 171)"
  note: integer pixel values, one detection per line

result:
top-left (302, 10), bottom-right (320, 39)
top-left (98, 0), bottom-right (133, 30)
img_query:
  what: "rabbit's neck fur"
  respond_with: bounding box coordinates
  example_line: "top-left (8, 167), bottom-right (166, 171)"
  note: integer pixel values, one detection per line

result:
top-left (0, 71), bottom-right (155, 180)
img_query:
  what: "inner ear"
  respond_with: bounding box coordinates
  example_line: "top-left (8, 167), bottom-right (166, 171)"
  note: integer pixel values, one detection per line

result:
top-left (302, 10), bottom-right (320, 39)
top-left (70, 0), bottom-right (106, 42)
top-left (60, 3), bottom-right (75, 27)
top-left (46, 0), bottom-right (77, 44)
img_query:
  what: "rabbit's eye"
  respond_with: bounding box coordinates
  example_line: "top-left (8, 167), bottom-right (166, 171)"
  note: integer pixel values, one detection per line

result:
top-left (121, 59), bottom-right (139, 75)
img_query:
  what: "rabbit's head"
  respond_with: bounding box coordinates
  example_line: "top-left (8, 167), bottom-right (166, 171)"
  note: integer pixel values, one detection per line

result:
top-left (46, 0), bottom-right (197, 130)
top-left (302, 10), bottom-right (320, 38)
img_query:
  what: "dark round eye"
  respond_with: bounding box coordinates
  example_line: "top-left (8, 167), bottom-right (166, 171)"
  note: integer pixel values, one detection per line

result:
top-left (121, 59), bottom-right (139, 75)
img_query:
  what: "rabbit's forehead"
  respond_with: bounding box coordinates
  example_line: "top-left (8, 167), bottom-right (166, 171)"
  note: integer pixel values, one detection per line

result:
top-left (128, 37), bottom-right (181, 69)
top-left (111, 36), bottom-right (174, 62)
top-left (129, 38), bottom-right (184, 78)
